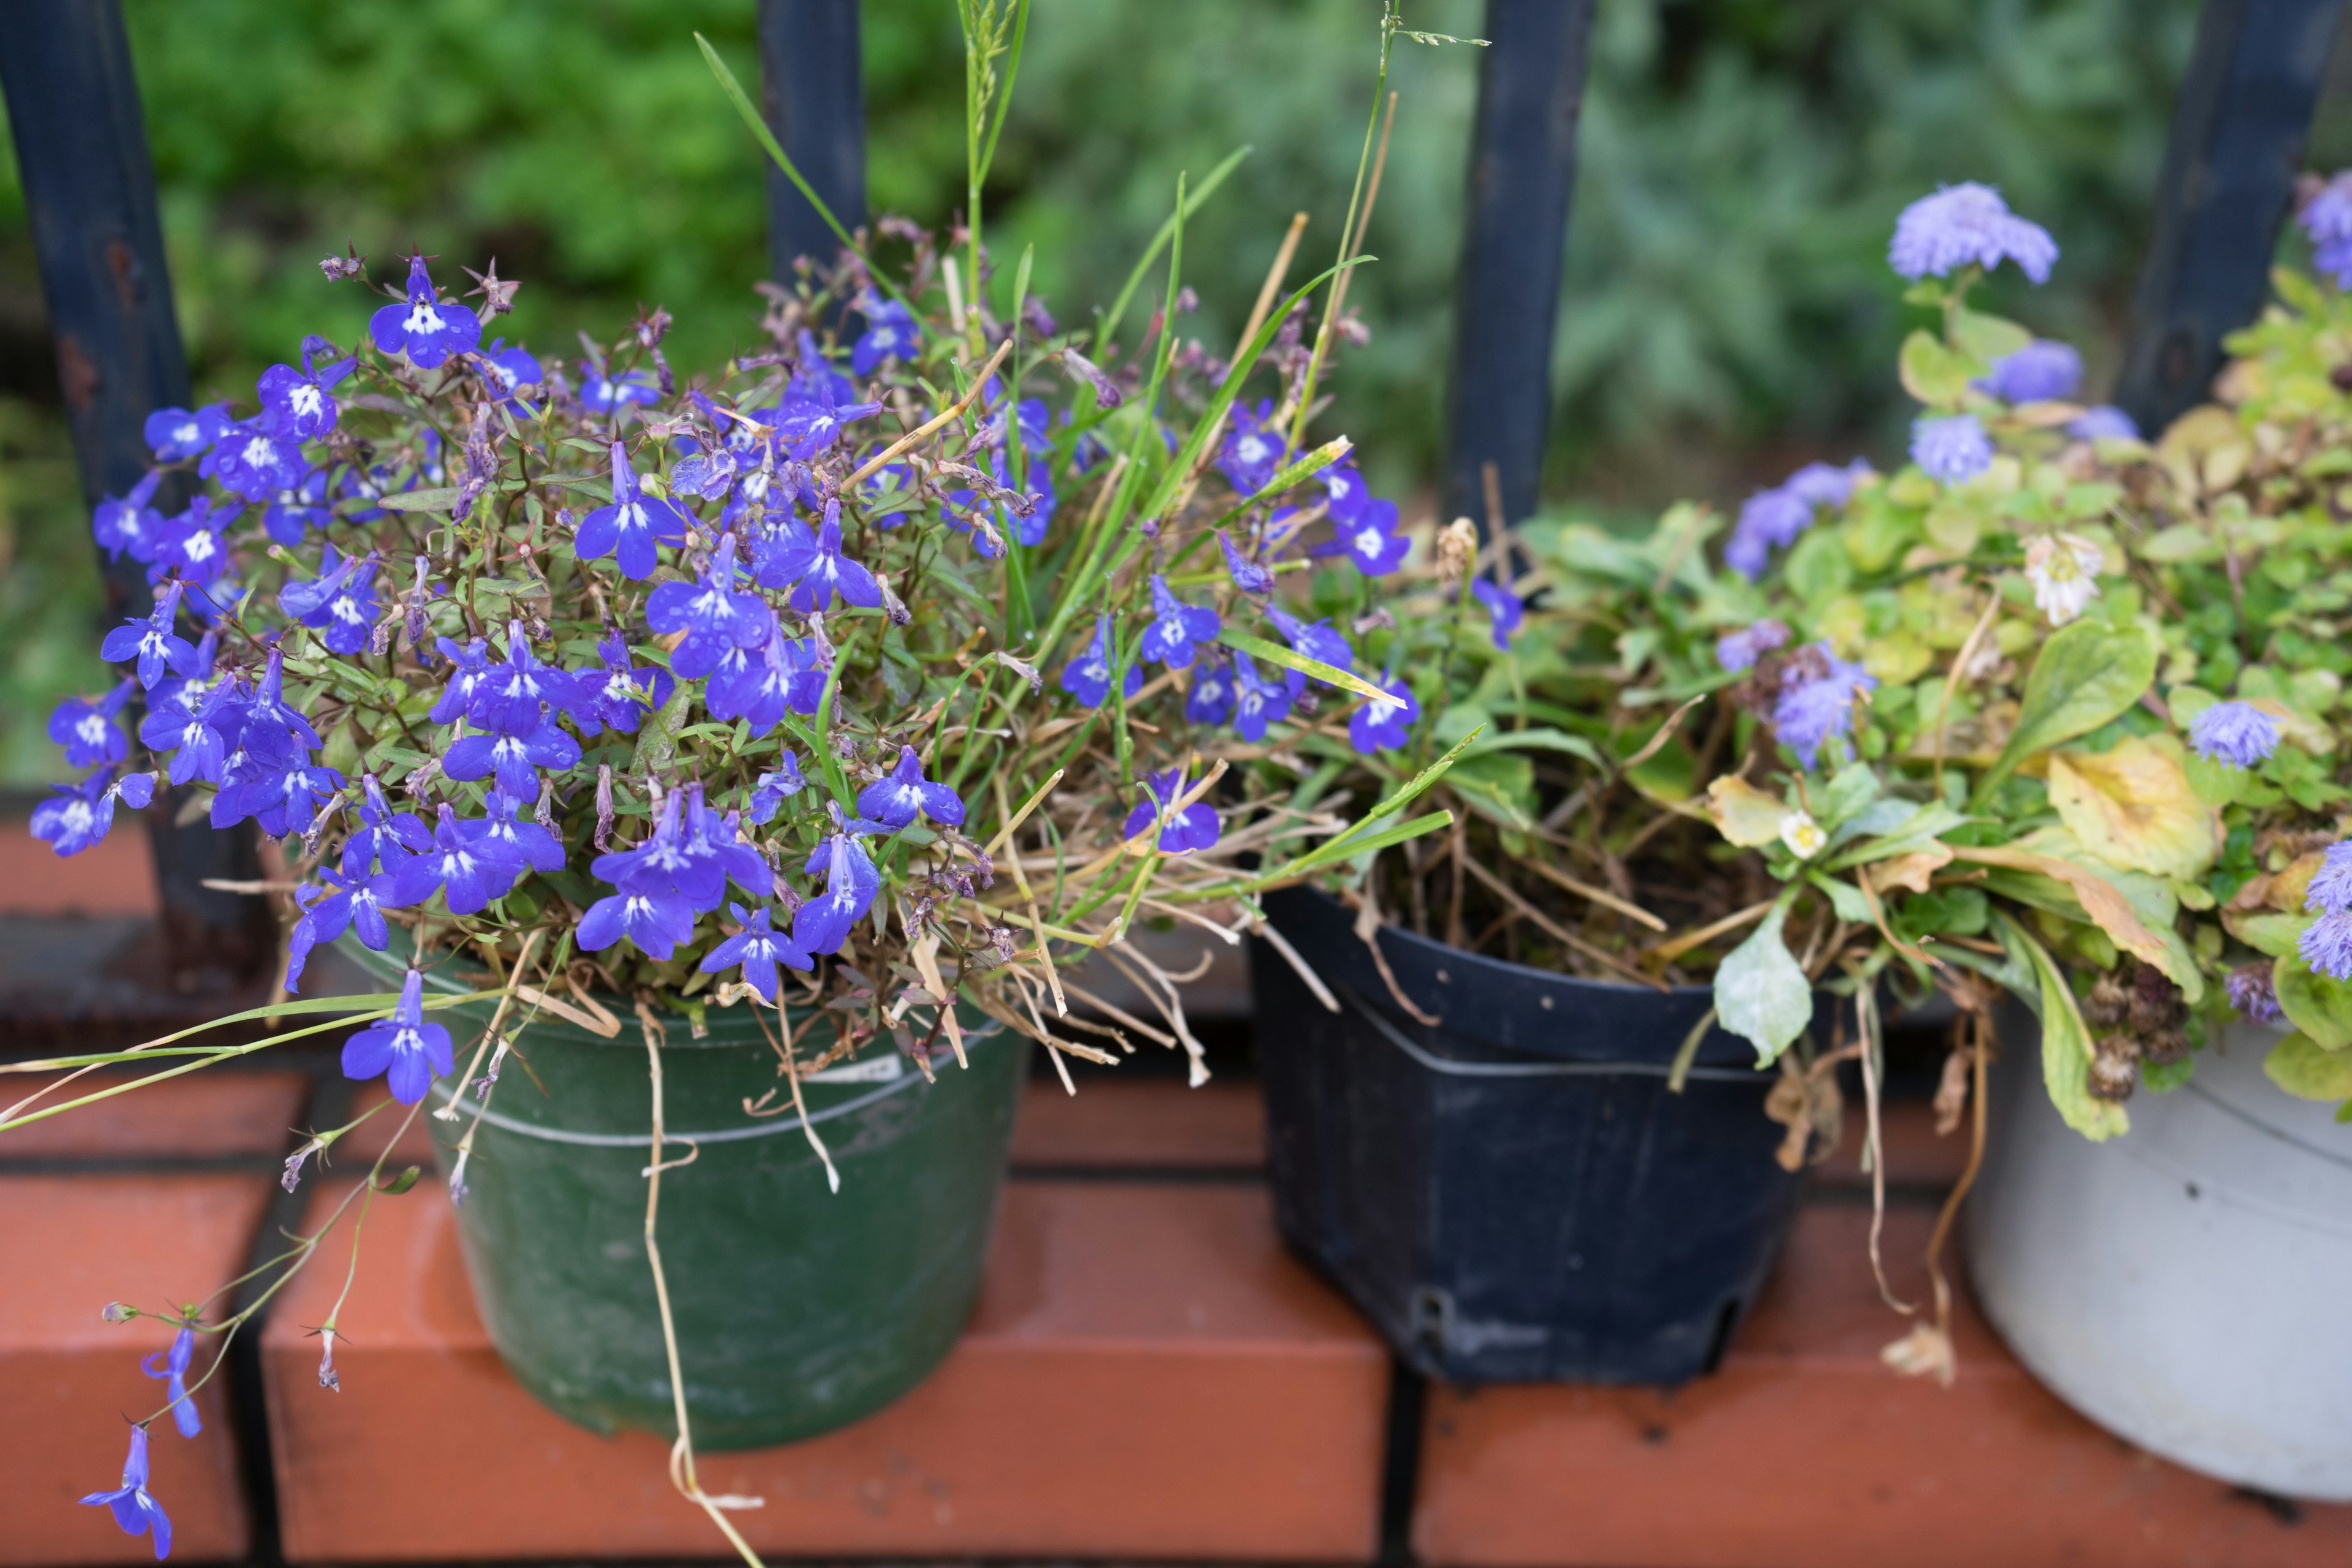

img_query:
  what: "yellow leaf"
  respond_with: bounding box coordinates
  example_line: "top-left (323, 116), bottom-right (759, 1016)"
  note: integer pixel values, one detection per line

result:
top-left (2244, 697), bottom-right (2335, 756)
top-left (1869, 845), bottom-right (1954, 895)
top-left (1706, 777), bottom-right (1787, 848)
top-left (1950, 844), bottom-right (2168, 969)
top-left (2047, 737), bottom-right (2221, 881)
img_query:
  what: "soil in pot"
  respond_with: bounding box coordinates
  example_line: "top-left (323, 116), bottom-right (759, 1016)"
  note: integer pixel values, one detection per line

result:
top-left (1250, 884), bottom-right (1810, 1384)
top-left (1966, 1009), bottom-right (2352, 1500)
top-left (345, 936), bottom-right (1028, 1450)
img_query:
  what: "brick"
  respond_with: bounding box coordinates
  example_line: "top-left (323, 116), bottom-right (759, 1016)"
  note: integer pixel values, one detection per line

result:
top-left (1414, 1204), bottom-right (2352, 1568)
top-left (0, 1175), bottom-right (272, 1565)
top-left (1, 1070), bottom-right (309, 1160)
top-left (0, 820), bottom-right (155, 918)
top-left (1821, 1097), bottom-right (1971, 1189)
top-left (263, 1178), bottom-right (1387, 1562)
top-left (1009, 1077), bottom-right (1265, 1170)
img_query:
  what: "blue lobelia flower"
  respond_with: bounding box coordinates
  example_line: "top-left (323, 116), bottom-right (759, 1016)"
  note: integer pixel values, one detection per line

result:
top-left (342, 773), bottom-right (432, 876)
top-left (771, 393), bottom-right (885, 464)
top-left (748, 753), bottom-right (807, 823)
top-left (574, 441), bottom-right (688, 580)
top-left (476, 789), bottom-right (567, 880)
top-left (794, 826), bottom-right (882, 956)
top-left (1231, 650), bottom-right (1294, 742)
top-left (102, 581), bottom-right (200, 690)
top-left (257, 353), bottom-right (354, 442)
top-left (579, 633), bottom-right (676, 735)
top-left (692, 793), bottom-right (774, 905)
top-left (1218, 399), bottom-right (1289, 494)
top-left (581, 359), bottom-right (661, 415)
top-left (143, 666), bottom-right (236, 787)
top-left (1121, 766), bottom-right (1221, 853)
top-left (285, 863), bottom-right (396, 993)
top-left (1471, 579), bottom-right (1525, 651)
top-left (470, 622), bottom-right (587, 737)
top-left (1319, 462), bottom-right (1373, 524)
top-left (759, 499), bottom-right (882, 612)
top-left (444, 718), bottom-right (581, 802)
top-left (1976, 339), bottom-right (2082, 404)
top-left (577, 881), bottom-right (696, 960)
top-left (2187, 700), bottom-right (2280, 770)
top-left (1348, 669), bottom-right (1420, 755)
top-left (2298, 172), bottom-right (2352, 288)
top-left (1716, 620), bottom-right (1790, 673)
top-left (278, 546), bottom-right (379, 656)
top-left (81, 1424), bottom-right (171, 1561)
top-left (789, 330), bottom-right (859, 409)
top-left (49, 680), bottom-right (134, 769)
top-left (647, 533), bottom-right (772, 679)
top-left (699, 903), bottom-right (813, 1001)
top-left (1058, 614), bottom-right (1140, 709)
top-left (1771, 644), bottom-right (1878, 771)
top-left (236, 649), bottom-right (325, 763)
top-left (1185, 652), bottom-right (1237, 727)
top-left (1218, 530), bottom-right (1273, 594)
top-left (94, 470), bottom-right (168, 562)
top-left (148, 497), bottom-right (241, 589)
top-left (1910, 413), bottom-right (1994, 485)
top-left (203, 417), bottom-right (306, 503)
top-left (481, 338), bottom-right (542, 405)
top-left (32, 769), bottom-right (152, 856)
top-left (1338, 497), bottom-right (1410, 577)
top-left (858, 746), bottom-right (965, 832)
top-left (944, 448), bottom-right (1054, 555)
top-left (262, 468), bottom-right (334, 547)
top-left (1888, 183), bottom-right (2057, 285)
top-left (141, 1322), bottom-right (204, 1439)
top-left (429, 636), bottom-right (493, 725)
top-left (368, 255), bottom-right (483, 369)
top-left (386, 804), bottom-right (506, 916)
top-left (1137, 574), bottom-right (1220, 669)
top-left (852, 297), bottom-right (921, 376)
top-left (1265, 606), bottom-right (1355, 684)
top-left (2068, 405), bottom-right (2139, 442)
top-left (707, 630), bottom-right (826, 733)
top-left (145, 402), bottom-right (230, 462)
top-left (341, 967), bottom-right (455, 1106)
top-left (229, 758), bottom-right (347, 839)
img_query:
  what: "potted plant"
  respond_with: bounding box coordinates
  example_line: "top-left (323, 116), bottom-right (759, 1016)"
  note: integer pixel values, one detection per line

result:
top-left (1250, 161), bottom-right (2352, 1494)
top-left (5, 6), bottom-right (1465, 1557)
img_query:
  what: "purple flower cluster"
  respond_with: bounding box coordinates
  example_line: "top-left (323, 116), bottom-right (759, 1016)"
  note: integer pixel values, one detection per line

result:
top-left (1771, 643), bottom-right (1878, 771)
top-left (1975, 340), bottom-right (2081, 404)
top-left (1910, 413), bottom-right (1994, 485)
top-left (1218, 401), bottom-right (1411, 579)
top-left (2187, 700), bottom-right (2280, 770)
top-left (1888, 183), bottom-right (2058, 285)
top-left (2298, 170), bottom-right (2352, 288)
top-left (1725, 461), bottom-right (1868, 579)
top-left (2301, 843), bottom-right (2352, 979)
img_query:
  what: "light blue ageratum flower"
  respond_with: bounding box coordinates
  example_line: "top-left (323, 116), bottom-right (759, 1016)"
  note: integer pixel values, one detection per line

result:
top-left (1771, 644), bottom-right (1877, 771)
top-left (2067, 405), bottom-right (2139, 442)
top-left (2297, 171), bottom-right (2352, 288)
top-left (1977, 339), bottom-right (2082, 404)
top-left (2187, 699), bottom-right (2279, 769)
top-left (1888, 183), bottom-right (2057, 284)
top-left (1910, 413), bottom-right (1994, 484)
top-left (2301, 841), bottom-right (2352, 980)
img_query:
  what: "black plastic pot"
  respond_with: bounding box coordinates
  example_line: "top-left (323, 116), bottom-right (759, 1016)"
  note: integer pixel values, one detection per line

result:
top-left (1250, 885), bottom-right (1809, 1384)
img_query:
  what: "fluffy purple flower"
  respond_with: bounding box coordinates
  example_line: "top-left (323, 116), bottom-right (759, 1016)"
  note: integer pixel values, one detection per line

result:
top-left (2068, 405), bottom-right (2139, 442)
top-left (93, 470), bottom-right (167, 561)
top-left (1471, 580), bottom-right (1524, 650)
top-left (2226, 961), bottom-right (2282, 1023)
top-left (647, 534), bottom-right (771, 679)
top-left (857, 746), bottom-right (965, 832)
top-left (1139, 575), bottom-right (1221, 669)
top-left (141, 1323), bottom-right (203, 1439)
top-left (1122, 767), bottom-right (1221, 853)
top-left (145, 402), bottom-right (229, 462)
top-left (368, 255), bottom-right (483, 369)
top-left (1910, 413), bottom-right (1994, 484)
top-left (1888, 183), bottom-right (2058, 284)
top-left (2302, 841), bottom-right (2352, 916)
top-left (573, 441), bottom-right (688, 580)
top-left (1716, 619), bottom-right (1790, 673)
top-left (257, 355), bottom-right (353, 441)
top-left (759, 499), bottom-right (881, 612)
top-left (852, 297), bottom-right (921, 376)
top-left (49, 681), bottom-right (134, 769)
top-left (1059, 615), bottom-right (1140, 709)
top-left (1977, 339), bottom-right (2082, 404)
top-left (1784, 459), bottom-right (1869, 510)
top-left (341, 967), bottom-right (454, 1105)
top-left (1724, 464), bottom-right (1862, 580)
top-left (1771, 644), bottom-right (1878, 771)
top-left (81, 1425), bottom-right (170, 1561)
top-left (1348, 671), bottom-right (1420, 755)
top-left (2187, 700), bottom-right (2280, 769)
top-left (2299, 910), bottom-right (2352, 982)
top-left (699, 903), bottom-right (813, 1001)
top-left (2298, 172), bottom-right (2352, 287)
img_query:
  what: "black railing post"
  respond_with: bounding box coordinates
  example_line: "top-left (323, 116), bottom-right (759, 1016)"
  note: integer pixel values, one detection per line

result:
top-left (2116, 0), bottom-right (2346, 439)
top-left (0, 0), bottom-right (271, 989)
top-left (1442, 0), bottom-right (1594, 533)
top-left (759, 0), bottom-right (869, 279)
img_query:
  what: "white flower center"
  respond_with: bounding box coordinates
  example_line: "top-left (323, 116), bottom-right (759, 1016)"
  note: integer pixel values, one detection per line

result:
top-left (404, 302), bottom-right (443, 336)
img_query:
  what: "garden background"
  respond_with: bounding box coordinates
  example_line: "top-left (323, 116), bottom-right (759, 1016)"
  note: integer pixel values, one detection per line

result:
top-left (6, 0), bottom-right (2339, 784)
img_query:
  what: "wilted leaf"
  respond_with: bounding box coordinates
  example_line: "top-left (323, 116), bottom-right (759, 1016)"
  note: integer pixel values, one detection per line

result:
top-left (2273, 952), bottom-right (2352, 1050)
top-left (1869, 844), bottom-right (1955, 894)
top-left (1881, 1322), bottom-right (1957, 1387)
top-left (2265, 1031), bottom-right (2352, 1102)
top-left (2047, 737), bottom-right (2221, 880)
top-left (1706, 777), bottom-right (1787, 848)
top-left (2006, 918), bottom-right (2129, 1141)
top-left (1714, 900), bottom-right (1814, 1066)
top-left (2157, 404), bottom-right (2251, 496)
top-left (1978, 619), bottom-right (2160, 799)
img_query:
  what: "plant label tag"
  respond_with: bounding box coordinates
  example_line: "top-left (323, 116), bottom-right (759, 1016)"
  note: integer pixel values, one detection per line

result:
top-left (804, 1055), bottom-right (905, 1085)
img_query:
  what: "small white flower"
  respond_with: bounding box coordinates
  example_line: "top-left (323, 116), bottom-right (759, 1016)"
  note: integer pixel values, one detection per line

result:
top-left (1779, 810), bottom-right (1826, 860)
top-left (2023, 532), bottom-right (2105, 626)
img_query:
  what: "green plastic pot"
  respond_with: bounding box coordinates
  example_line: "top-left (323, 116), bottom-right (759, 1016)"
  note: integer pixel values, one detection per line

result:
top-left (341, 937), bottom-right (1027, 1449)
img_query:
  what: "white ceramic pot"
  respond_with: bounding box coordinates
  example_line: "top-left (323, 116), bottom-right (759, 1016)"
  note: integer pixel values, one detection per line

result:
top-left (1966, 1014), bottom-right (2352, 1499)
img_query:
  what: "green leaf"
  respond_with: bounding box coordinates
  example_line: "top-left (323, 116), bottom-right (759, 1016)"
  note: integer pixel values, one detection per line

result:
top-left (1816, 764), bottom-right (1881, 829)
top-left (1096, 143), bottom-right (1254, 351)
top-left (2272, 951), bottom-right (2352, 1049)
top-left (1825, 802), bottom-right (1967, 869)
top-left (2264, 1031), bottom-right (2352, 1102)
top-left (2005, 916), bottom-right (2129, 1140)
top-left (1447, 752), bottom-right (1536, 831)
top-left (1462, 727), bottom-right (1605, 767)
top-left (1898, 328), bottom-right (1979, 407)
top-left (1713, 896), bottom-right (1814, 1066)
top-left (1806, 872), bottom-right (1874, 925)
top-left (1950, 308), bottom-right (2033, 365)
top-left (1278, 810), bottom-right (1454, 880)
top-left (1975, 619), bottom-right (2160, 802)
top-left (1216, 628), bottom-right (1392, 704)
top-left (375, 486), bottom-right (464, 514)
top-left (2226, 911), bottom-right (2309, 958)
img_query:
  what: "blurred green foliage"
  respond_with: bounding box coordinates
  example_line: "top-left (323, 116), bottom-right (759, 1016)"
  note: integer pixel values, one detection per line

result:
top-left (0, 0), bottom-right (2271, 783)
